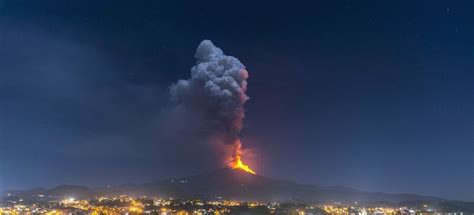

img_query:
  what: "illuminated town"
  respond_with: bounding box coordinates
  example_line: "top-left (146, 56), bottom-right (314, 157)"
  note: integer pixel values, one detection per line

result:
top-left (0, 194), bottom-right (470, 215)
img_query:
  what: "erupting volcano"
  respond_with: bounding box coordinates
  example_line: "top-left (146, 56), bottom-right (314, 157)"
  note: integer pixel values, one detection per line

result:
top-left (169, 40), bottom-right (256, 172)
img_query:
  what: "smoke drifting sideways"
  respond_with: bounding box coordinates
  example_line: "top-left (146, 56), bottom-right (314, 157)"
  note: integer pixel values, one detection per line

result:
top-left (167, 40), bottom-right (250, 169)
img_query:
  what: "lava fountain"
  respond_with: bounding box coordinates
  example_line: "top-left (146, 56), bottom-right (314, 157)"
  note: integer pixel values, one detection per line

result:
top-left (228, 140), bottom-right (256, 174)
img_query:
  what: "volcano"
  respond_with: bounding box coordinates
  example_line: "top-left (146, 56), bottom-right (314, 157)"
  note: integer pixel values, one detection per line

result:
top-left (141, 168), bottom-right (298, 201)
top-left (98, 168), bottom-right (443, 203)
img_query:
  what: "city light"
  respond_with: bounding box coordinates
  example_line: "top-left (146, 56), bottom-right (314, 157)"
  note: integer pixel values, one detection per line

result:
top-left (0, 195), bottom-right (467, 215)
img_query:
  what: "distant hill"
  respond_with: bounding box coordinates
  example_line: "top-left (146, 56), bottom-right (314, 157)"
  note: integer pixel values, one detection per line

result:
top-left (3, 185), bottom-right (94, 199)
top-left (47, 185), bottom-right (95, 199)
top-left (3, 168), bottom-right (473, 212)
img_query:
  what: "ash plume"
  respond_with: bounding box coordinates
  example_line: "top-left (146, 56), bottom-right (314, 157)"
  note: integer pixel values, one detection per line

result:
top-left (168, 40), bottom-right (249, 164)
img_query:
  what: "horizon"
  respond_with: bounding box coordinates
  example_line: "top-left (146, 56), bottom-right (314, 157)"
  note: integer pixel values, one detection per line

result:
top-left (1, 168), bottom-right (449, 202)
top-left (1, 0), bottom-right (473, 203)
top-left (0, 167), bottom-right (465, 203)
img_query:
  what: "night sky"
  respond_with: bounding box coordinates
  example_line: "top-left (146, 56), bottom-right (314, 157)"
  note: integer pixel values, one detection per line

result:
top-left (1, 0), bottom-right (473, 201)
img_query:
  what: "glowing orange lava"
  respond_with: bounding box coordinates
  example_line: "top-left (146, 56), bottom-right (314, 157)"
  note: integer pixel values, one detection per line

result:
top-left (228, 141), bottom-right (256, 174)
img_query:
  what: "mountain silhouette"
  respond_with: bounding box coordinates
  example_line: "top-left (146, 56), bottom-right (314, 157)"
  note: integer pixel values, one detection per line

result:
top-left (4, 168), bottom-right (474, 212)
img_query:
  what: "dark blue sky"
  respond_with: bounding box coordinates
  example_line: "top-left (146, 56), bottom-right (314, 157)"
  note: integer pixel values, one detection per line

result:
top-left (1, 0), bottom-right (473, 201)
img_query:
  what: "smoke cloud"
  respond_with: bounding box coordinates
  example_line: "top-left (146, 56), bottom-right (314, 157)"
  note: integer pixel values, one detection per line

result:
top-left (168, 40), bottom-right (249, 164)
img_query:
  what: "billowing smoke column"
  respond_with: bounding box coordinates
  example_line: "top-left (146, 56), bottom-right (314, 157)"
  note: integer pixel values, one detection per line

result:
top-left (169, 40), bottom-right (255, 174)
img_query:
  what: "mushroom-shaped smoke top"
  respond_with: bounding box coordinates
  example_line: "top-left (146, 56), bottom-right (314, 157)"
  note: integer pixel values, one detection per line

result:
top-left (170, 40), bottom-right (249, 144)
